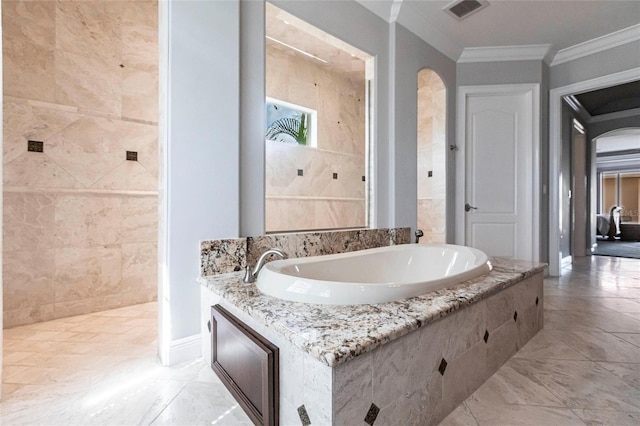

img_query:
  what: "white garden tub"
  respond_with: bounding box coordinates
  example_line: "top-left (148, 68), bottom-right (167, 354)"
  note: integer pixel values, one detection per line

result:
top-left (256, 244), bottom-right (492, 305)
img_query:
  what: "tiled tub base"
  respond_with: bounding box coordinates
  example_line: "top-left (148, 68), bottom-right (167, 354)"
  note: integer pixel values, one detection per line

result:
top-left (201, 272), bottom-right (543, 426)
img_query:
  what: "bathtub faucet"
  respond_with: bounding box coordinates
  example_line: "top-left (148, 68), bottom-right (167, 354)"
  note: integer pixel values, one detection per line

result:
top-left (243, 248), bottom-right (288, 283)
top-left (415, 229), bottom-right (424, 244)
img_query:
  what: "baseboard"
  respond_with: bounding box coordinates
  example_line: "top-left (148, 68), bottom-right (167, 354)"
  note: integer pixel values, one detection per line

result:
top-left (167, 333), bottom-right (201, 366)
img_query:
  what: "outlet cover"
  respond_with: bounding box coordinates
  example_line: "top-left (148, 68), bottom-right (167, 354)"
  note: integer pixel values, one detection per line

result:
top-left (126, 151), bottom-right (138, 161)
top-left (27, 140), bottom-right (44, 153)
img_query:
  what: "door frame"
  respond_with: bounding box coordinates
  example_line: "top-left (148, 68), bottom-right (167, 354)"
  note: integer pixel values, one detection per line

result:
top-left (455, 83), bottom-right (540, 262)
top-left (548, 67), bottom-right (640, 276)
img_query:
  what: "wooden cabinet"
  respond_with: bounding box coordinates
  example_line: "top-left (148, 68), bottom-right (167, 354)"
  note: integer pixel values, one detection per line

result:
top-left (210, 305), bottom-right (279, 426)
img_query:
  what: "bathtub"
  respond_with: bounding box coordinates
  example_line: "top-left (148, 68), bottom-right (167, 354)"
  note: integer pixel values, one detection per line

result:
top-left (256, 244), bottom-right (492, 305)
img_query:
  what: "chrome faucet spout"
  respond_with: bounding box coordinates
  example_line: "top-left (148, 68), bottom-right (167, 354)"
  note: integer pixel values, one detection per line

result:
top-left (243, 248), bottom-right (288, 283)
top-left (415, 229), bottom-right (424, 244)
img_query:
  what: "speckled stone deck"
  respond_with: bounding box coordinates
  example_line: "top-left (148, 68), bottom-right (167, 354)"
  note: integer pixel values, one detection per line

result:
top-left (198, 257), bottom-right (546, 367)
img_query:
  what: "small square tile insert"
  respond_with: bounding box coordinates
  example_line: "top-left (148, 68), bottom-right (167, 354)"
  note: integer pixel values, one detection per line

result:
top-left (333, 172), bottom-right (338, 179)
top-left (297, 405), bottom-right (311, 426)
top-left (364, 403), bottom-right (380, 425)
top-left (27, 140), bottom-right (44, 153)
top-left (438, 358), bottom-right (448, 376)
top-left (126, 151), bottom-right (138, 161)
top-left (536, 296), bottom-right (539, 305)
top-left (483, 330), bottom-right (489, 343)
top-left (513, 310), bottom-right (518, 322)
top-left (297, 169), bottom-right (304, 176)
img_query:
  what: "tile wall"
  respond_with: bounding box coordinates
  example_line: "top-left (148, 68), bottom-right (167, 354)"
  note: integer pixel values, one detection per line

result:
top-left (265, 43), bottom-right (367, 232)
top-left (417, 69), bottom-right (446, 243)
top-left (2, 0), bottom-right (158, 327)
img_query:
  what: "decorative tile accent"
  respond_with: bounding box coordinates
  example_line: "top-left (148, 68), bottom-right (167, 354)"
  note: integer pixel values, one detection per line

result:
top-left (27, 140), bottom-right (44, 153)
top-left (428, 170), bottom-right (433, 177)
top-left (297, 168), bottom-right (303, 176)
top-left (364, 403), bottom-right (380, 425)
top-left (362, 175), bottom-right (366, 182)
top-left (438, 358), bottom-right (448, 376)
top-left (126, 150), bottom-right (138, 161)
top-left (514, 310), bottom-right (518, 322)
top-left (297, 405), bottom-right (311, 426)
top-left (484, 329), bottom-right (490, 343)
top-left (536, 296), bottom-right (539, 305)
top-left (333, 172), bottom-right (338, 179)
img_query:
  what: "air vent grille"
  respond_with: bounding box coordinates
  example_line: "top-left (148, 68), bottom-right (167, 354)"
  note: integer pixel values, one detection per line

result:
top-left (445, 0), bottom-right (489, 20)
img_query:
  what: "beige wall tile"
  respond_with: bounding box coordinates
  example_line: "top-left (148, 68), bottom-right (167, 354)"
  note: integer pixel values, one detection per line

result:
top-left (3, 249), bottom-right (55, 311)
top-left (55, 0), bottom-right (122, 64)
top-left (4, 304), bottom-right (55, 329)
top-left (92, 161), bottom-right (157, 191)
top-left (3, 35), bottom-right (55, 102)
top-left (121, 243), bottom-right (157, 294)
top-left (121, 68), bottom-right (159, 122)
top-left (122, 1), bottom-right (158, 73)
top-left (3, 0), bottom-right (159, 325)
top-left (54, 195), bottom-right (122, 248)
top-left (2, 1), bottom-right (55, 49)
top-left (3, 152), bottom-right (81, 188)
top-left (3, 192), bottom-right (56, 251)
top-left (3, 101), bottom-right (80, 165)
top-left (54, 246), bottom-right (122, 303)
top-left (46, 116), bottom-right (123, 187)
top-left (55, 49), bottom-right (122, 115)
top-left (122, 196), bottom-right (158, 244)
top-left (117, 120), bottom-right (158, 178)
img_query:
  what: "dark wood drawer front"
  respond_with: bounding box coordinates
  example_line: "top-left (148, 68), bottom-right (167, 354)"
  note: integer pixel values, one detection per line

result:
top-left (211, 305), bottom-right (279, 426)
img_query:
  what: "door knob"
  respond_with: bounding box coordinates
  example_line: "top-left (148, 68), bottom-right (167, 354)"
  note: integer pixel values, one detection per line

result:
top-left (465, 203), bottom-right (478, 212)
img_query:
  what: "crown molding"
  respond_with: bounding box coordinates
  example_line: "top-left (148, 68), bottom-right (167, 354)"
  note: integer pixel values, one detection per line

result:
top-left (551, 24), bottom-right (640, 66)
top-left (457, 44), bottom-right (552, 63)
top-left (589, 107), bottom-right (640, 124)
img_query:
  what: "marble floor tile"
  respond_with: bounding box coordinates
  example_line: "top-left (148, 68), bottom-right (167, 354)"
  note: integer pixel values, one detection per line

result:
top-left (571, 409), bottom-right (640, 426)
top-left (597, 362), bottom-right (640, 391)
top-left (514, 329), bottom-right (589, 361)
top-left (464, 400), bottom-right (586, 426)
top-left (0, 302), bottom-right (251, 426)
top-left (439, 402), bottom-right (479, 426)
top-left (466, 361), bottom-right (565, 407)
top-left (612, 332), bottom-right (640, 348)
top-left (150, 381), bottom-right (252, 426)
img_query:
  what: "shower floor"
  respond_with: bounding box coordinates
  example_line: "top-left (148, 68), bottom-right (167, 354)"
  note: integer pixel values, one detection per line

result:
top-left (0, 302), bottom-right (251, 425)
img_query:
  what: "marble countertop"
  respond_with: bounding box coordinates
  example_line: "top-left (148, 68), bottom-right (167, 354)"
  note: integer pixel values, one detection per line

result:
top-left (198, 258), bottom-right (546, 367)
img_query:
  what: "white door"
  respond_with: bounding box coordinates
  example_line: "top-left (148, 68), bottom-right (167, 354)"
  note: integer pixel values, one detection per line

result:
top-left (457, 85), bottom-right (539, 261)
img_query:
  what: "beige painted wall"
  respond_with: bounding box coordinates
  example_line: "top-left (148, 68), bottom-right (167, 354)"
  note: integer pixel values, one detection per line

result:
top-left (417, 69), bottom-right (446, 243)
top-left (265, 44), bottom-right (366, 232)
top-left (620, 176), bottom-right (639, 222)
top-left (2, 0), bottom-right (158, 327)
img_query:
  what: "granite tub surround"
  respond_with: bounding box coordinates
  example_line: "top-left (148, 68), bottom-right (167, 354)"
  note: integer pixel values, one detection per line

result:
top-left (200, 256), bottom-right (544, 424)
top-left (2, 0), bottom-right (159, 327)
top-left (200, 227), bottom-right (411, 277)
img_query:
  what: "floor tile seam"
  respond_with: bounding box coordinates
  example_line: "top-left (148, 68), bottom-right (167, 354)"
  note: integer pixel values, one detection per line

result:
top-left (557, 329), bottom-right (635, 362)
top-left (567, 408), bottom-right (597, 425)
top-left (462, 401), bottom-right (482, 426)
top-left (145, 380), bottom-right (190, 425)
top-left (499, 360), bottom-right (578, 412)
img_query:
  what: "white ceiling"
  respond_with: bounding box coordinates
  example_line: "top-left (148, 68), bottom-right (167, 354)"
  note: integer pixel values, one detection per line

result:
top-left (356, 0), bottom-right (640, 61)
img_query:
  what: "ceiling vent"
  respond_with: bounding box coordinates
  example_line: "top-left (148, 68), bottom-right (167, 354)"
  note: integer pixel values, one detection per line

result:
top-left (444, 0), bottom-right (490, 21)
